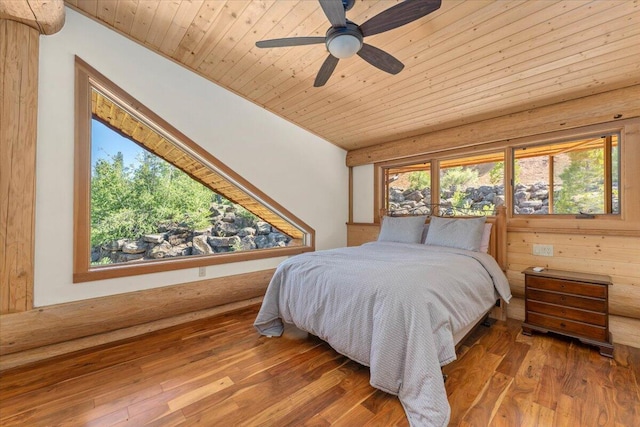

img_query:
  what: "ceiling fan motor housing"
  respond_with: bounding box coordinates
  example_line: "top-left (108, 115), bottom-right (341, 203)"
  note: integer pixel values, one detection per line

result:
top-left (325, 21), bottom-right (363, 58)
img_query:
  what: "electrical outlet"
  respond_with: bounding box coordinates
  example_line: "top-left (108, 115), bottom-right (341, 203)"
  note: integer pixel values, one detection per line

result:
top-left (532, 244), bottom-right (554, 257)
top-left (198, 267), bottom-right (206, 277)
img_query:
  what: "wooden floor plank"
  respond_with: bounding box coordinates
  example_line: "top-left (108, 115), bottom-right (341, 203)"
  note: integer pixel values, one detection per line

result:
top-left (535, 365), bottom-right (562, 410)
top-left (444, 343), bottom-right (504, 425)
top-left (462, 371), bottom-right (513, 426)
top-left (330, 404), bottom-right (376, 427)
top-left (311, 364), bottom-right (377, 424)
top-left (550, 393), bottom-right (576, 427)
top-left (361, 391), bottom-right (408, 426)
top-left (495, 341), bottom-right (530, 378)
top-left (1, 305), bottom-right (639, 426)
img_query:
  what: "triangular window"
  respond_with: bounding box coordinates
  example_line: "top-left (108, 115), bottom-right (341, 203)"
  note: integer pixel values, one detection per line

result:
top-left (74, 57), bottom-right (313, 282)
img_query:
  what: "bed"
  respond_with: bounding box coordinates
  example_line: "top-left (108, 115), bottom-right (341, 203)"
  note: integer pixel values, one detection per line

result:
top-left (254, 206), bottom-right (511, 427)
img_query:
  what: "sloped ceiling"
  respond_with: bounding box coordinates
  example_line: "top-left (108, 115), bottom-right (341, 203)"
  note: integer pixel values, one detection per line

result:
top-left (65, 0), bottom-right (640, 152)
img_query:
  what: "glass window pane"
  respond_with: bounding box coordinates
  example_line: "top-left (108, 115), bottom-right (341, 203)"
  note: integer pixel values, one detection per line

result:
top-left (90, 116), bottom-right (303, 266)
top-left (439, 153), bottom-right (504, 216)
top-left (385, 164), bottom-right (431, 216)
top-left (513, 134), bottom-right (619, 215)
top-left (612, 142), bottom-right (620, 214)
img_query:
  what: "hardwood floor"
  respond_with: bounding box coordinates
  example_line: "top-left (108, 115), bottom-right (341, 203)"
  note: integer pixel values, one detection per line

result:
top-left (0, 305), bottom-right (638, 426)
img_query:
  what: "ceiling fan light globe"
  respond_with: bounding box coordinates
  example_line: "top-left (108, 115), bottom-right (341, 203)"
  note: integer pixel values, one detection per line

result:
top-left (327, 34), bottom-right (362, 58)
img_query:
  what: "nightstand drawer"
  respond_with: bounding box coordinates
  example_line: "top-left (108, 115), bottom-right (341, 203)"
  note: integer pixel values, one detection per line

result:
top-left (527, 312), bottom-right (607, 341)
top-left (527, 276), bottom-right (606, 298)
top-left (527, 300), bottom-right (606, 326)
top-left (527, 289), bottom-right (606, 312)
top-left (522, 268), bottom-right (612, 357)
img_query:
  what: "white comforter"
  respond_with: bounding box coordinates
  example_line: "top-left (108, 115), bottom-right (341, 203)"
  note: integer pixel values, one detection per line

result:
top-left (254, 242), bottom-right (511, 426)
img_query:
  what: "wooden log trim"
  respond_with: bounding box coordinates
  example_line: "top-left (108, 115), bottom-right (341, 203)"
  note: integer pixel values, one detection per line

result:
top-left (0, 20), bottom-right (39, 314)
top-left (0, 298), bottom-right (263, 372)
top-left (0, 0), bottom-right (65, 35)
top-left (0, 269), bottom-right (275, 357)
top-left (346, 84), bottom-right (640, 167)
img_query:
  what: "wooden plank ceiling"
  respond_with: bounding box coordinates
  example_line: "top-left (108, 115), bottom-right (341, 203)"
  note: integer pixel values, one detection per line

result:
top-left (64, 0), bottom-right (640, 152)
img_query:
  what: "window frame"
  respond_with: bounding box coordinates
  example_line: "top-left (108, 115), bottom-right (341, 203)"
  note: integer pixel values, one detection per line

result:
top-left (382, 160), bottom-right (433, 217)
top-left (374, 119), bottom-right (637, 235)
top-left (375, 156), bottom-right (435, 222)
top-left (375, 150), bottom-right (507, 221)
top-left (437, 151), bottom-right (506, 215)
top-left (511, 132), bottom-right (620, 217)
top-left (74, 57), bottom-right (314, 283)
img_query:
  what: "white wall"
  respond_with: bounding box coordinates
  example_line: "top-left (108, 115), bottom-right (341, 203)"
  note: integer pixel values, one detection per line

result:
top-left (34, 8), bottom-right (348, 307)
top-left (352, 165), bottom-right (374, 222)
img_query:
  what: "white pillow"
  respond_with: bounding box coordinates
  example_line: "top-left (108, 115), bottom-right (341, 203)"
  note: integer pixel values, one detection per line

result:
top-left (422, 222), bottom-right (491, 249)
top-left (479, 223), bottom-right (492, 253)
top-left (377, 215), bottom-right (427, 244)
top-left (424, 216), bottom-right (486, 251)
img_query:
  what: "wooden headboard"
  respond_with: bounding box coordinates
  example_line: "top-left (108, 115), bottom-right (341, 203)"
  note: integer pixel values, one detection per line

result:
top-left (474, 205), bottom-right (507, 271)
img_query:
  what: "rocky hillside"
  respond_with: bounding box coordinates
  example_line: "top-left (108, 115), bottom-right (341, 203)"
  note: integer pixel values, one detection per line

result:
top-left (389, 182), bottom-right (552, 216)
top-left (91, 202), bottom-right (292, 265)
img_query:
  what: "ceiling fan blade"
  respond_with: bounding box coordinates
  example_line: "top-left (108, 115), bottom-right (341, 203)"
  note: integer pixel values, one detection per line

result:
top-left (256, 37), bottom-right (326, 48)
top-left (357, 44), bottom-right (404, 75)
top-left (314, 54), bottom-right (340, 87)
top-left (359, 0), bottom-right (441, 37)
top-left (319, 0), bottom-right (346, 28)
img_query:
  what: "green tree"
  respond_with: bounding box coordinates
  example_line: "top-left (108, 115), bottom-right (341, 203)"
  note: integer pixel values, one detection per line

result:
top-left (159, 169), bottom-right (213, 229)
top-left (90, 151), bottom-right (213, 248)
top-left (91, 152), bottom-right (135, 245)
top-left (489, 161), bottom-right (520, 186)
top-left (441, 166), bottom-right (478, 190)
top-left (554, 149), bottom-right (604, 214)
top-left (450, 190), bottom-right (471, 210)
top-left (407, 170), bottom-right (430, 191)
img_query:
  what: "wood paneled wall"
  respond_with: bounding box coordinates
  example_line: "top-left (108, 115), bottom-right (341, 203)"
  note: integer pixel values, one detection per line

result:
top-left (506, 232), bottom-right (640, 348)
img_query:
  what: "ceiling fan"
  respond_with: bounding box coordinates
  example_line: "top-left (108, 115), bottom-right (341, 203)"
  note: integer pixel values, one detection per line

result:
top-left (255, 0), bottom-right (442, 87)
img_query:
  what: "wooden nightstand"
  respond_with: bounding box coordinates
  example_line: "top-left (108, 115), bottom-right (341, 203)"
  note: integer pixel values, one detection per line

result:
top-left (521, 267), bottom-right (613, 357)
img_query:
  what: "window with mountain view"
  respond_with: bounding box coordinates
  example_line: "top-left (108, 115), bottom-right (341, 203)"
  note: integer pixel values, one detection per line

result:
top-left (381, 152), bottom-right (505, 216)
top-left (384, 162), bottom-right (432, 216)
top-left (74, 57), bottom-right (313, 282)
top-left (438, 153), bottom-right (505, 216)
top-left (513, 134), bottom-right (620, 215)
